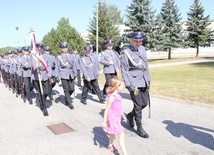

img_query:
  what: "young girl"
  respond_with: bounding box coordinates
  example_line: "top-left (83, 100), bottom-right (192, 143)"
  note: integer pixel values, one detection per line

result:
top-left (102, 77), bottom-right (128, 155)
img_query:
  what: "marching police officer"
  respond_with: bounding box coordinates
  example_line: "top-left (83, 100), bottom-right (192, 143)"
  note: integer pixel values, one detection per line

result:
top-left (20, 46), bottom-right (33, 104)
top-left (80, 46), bottom-right (105, 105)
top-left (56, 42), bottom-right (77, 109)
top-left (15, 48), bottom-right (23, 97)
top-left (120, 32), bottom-right (151, 138)
top-left (31, 43), bottom-right (51, 116)
top-left (72, 48), bottom-right (82, 87)
top-left (99, 40), bottom-right (120, 96)
top-left (44, 46), bottom-right (57, 100)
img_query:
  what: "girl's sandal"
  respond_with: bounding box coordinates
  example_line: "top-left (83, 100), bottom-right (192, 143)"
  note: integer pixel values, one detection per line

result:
top-left (107, 145), bottom-right (118, 154)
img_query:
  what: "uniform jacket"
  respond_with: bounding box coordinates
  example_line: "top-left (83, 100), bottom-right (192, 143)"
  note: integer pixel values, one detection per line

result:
top-left (120, 44), bottom-right (151, 88)
top-left (31, 52), bottom-right (52, 81)
top-left (15, 56), bottom-right (22, 76)
top-left (73, 54), bottom-right (81, 70)
top-left (49, 55), bottom-right (57, 77)
top-left (56, 53), bottom-right (77, 79)
top-left (100, 49), bottom-right (120, 74)
top-left (80, 53), bottom-right (99, 80)
top-left (20, 54), bottom-right (32, 77)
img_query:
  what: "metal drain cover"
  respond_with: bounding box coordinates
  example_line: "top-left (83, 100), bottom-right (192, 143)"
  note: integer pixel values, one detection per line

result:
top-left (47, 123), bottom-right (75, 135)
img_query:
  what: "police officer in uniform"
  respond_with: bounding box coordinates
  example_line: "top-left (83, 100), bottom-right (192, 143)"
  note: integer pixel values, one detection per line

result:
top-left (80, 46), bottom-right (105, 105)
top-left (99, 40), bottom-right (120, 96)
top-left (15, 48), bottom-right (23, 97)
top-left (56, 42), bottom-right (77, 109)
top-left (20, 46), bottom-right (33, 104)
top-left (120, 32), bottom-right (151, 138)
top-left (44, 46), bottom-right (57, 100)
top-left (72, 48), bottom-right (82, 87)
top-left (31, 43), bottom-right (51, 116)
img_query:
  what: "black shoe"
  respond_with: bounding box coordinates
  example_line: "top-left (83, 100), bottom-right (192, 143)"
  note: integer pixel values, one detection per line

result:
top-left (28, 99), bottom-right (33, 105)
top-left (100, 100), bottom-right (105, 104)
top-left (136, 124), bottom-right (149, 138)
top-left (77, 84), bottom-right (82, 87)
top-left (81, 100), bottom-right (87, 105)
top-left (126, 113), bottom-right (135, 128)
top-left (49, 94), bottom-right (53, 101)
top-left (68, 102), bottom-right (74, 109)
top-left (42, 108), bottom-right (49, 116)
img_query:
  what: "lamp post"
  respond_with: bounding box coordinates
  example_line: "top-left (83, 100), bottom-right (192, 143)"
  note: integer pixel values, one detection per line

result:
top-left (15, 27), bottom-right (19, 48)
top-left (96, 0), bottom-right (99, 55)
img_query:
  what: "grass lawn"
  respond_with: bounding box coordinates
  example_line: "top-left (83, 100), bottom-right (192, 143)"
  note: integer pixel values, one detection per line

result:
top-left (150, 61), bottom-right (214, 104)
top-left (98, 60), bottom-right (214, 105)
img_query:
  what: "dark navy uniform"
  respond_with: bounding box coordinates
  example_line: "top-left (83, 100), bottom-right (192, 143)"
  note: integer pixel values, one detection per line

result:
top-left (80, 46), bottom-right (105, 105)
top-left (56, 42), bottom-right (77, 109)
top-left (99, 40), bottom-right (120, 95)
top-left (120, 32), bottom-right (151, 138)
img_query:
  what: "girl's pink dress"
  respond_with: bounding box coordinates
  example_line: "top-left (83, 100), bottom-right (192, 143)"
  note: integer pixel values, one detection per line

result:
top-left (106, 93), bottom-right (124, 134)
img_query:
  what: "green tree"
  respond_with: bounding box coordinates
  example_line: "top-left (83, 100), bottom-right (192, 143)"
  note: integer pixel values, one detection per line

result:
top-left (186, 0), bottom-right (212, 57)
top-left (42, 17), bottom-right (85, 56)
top-left (160, 0), bottom-right (183, 59)
top-left (87, 2), bottom-right (121, 53)
top-left (0, 47), bottom-right (16, 54)
top-left (125, 0), bottom-right (156, 49)
top-left (152, 14), bottom-right (165, 51)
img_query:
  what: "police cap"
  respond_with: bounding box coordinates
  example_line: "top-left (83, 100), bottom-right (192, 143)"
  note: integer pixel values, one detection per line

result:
top-left (22, 46), bottom-right (29, 51)
top-left (13, 50), bottom-right (18, 54)
top-left (60, 42), bottom-right (68, 48)
top-left (17, 48), bottom-right (22, 53)
top-left (84, 46), bottom-right (91, 51)
top-left (36, 42), bottom-right (44, 50)
top-left (130, 32), bottom-right (143, 41)
top-left (7, 51), bottom-right (12, 55)
top-left (44, 46), bottom-right (51, 51)
top-left (105, 40), bottom-right (114, 45)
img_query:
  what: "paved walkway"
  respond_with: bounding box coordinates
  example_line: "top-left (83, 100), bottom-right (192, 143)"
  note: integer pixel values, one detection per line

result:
top-left (0, 80), bottom-right (213, 155)
top-left (149, 58), bottom-right (214, 68)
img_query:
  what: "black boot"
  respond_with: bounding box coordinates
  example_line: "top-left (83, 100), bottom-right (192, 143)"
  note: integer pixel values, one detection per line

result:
top-left (40, 103), bottom-right (49, 116)
top-left (126, 112), bottom-right (135, 128)
top-left (49, 94), bottom-right (53, 101)
top-left (136, 123), bottom-right (149, 138)
top-left (66, 98), bottom-right (74, 109)
top-left (28, 98), bottom-right (33, 105)
top-left (42, 107), bottom-right (49, 116)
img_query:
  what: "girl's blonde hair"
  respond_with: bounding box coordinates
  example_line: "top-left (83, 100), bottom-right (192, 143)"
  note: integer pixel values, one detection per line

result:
top-left (106, 77), bottom-right (123, 94)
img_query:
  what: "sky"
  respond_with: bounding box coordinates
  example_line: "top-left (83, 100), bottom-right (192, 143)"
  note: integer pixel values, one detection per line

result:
top-left (0, 0), bottom-right (213, 48)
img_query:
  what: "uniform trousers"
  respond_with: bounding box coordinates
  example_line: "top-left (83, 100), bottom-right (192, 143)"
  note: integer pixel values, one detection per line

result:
top-left (129, 87), bottom-right (148, 124)
top-left (10, 74), bottom-right (15, 90)
top-left (61, 76), bottom-right (75, 103)
top-left (33, 80), bottom-right (49, 102)
top-left (24, 77), bottom-right (33, 100)
top-left (48, 76), bottom-right (57, 96)
top-left (103, 72), bottom-right (117, 95)
top-left (77, 70), bottom-right (81, 85)
top-left (81, 79), bottom-right (104, 102)
top-left (15, 74), bottom-right (21, 95)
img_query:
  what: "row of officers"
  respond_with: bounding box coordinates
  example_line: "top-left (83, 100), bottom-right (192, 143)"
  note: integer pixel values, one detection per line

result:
top-left (0, 32), bottom-right (151, 138)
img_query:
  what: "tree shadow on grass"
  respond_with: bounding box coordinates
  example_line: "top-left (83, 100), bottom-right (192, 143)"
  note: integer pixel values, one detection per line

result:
top-left (191, 61), bottom-right (214, 68)
top-left (163, 120), bottom-right (214, 151)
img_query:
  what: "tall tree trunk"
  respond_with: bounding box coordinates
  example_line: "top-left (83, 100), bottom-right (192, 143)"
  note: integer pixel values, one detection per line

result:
top-left (168, 48), bottom-right (171, 59)
top-left (196, 44), bottom-right (199, 57)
